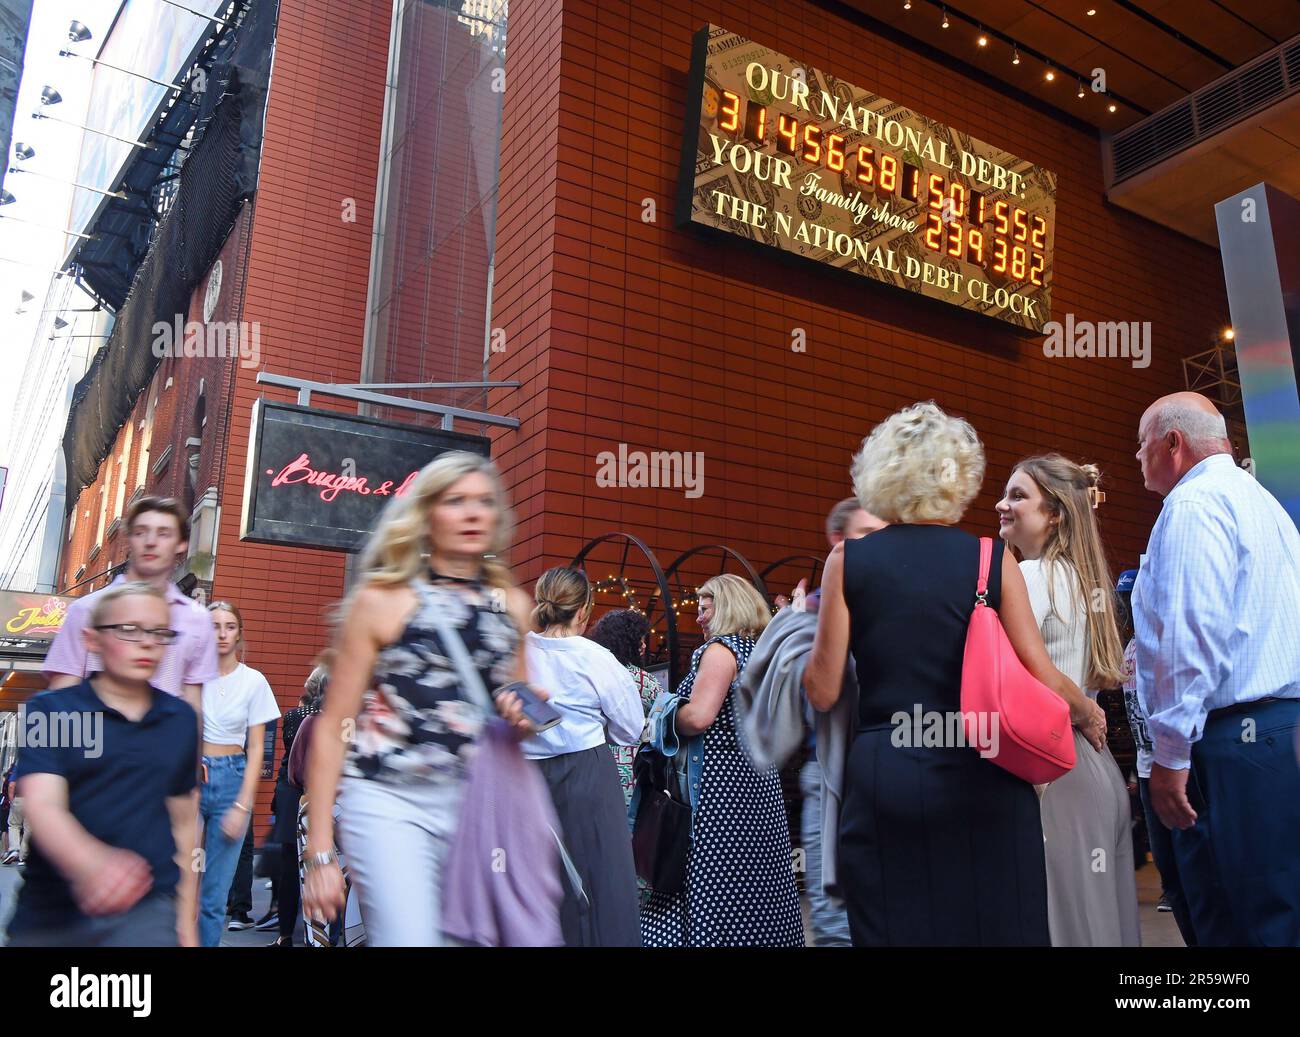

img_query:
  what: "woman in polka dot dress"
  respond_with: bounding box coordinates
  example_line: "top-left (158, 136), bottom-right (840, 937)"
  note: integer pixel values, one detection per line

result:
top-left (640, 574), bottom-right (805, 947)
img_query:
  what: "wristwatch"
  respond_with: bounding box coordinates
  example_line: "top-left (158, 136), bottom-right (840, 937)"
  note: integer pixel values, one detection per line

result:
top-left (304, 850), bottom-right (338, 872)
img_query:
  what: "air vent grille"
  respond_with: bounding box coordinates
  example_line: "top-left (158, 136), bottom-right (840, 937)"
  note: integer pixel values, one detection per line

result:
top-left (1111, 36), bottom-right (1298, 185)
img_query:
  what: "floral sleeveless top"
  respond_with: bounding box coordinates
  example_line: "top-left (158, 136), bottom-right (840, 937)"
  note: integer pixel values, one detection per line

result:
top-left (342, 575), bottom-right (519, 785)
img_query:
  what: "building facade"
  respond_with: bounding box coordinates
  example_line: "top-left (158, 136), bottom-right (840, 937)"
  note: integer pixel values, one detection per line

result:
top-left (41, 0), bottom-right (1298, 827)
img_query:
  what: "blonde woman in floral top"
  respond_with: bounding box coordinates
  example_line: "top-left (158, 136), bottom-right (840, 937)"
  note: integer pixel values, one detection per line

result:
top-left (588, 609), bottom-right (661, 804)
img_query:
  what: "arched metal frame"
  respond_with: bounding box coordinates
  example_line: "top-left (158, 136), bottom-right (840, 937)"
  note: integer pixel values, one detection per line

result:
top-left (662, 543), bottom-right (770, 688)
top-left (664, 543), bottom-right (771, 604)
top-left (570, 532), bottom-right (679, 692)
top-left (759, 554), bottom-right (825, 597)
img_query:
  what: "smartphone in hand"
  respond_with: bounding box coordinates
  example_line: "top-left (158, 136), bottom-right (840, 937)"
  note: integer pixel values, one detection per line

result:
top-left (494, 680), bottom-right (563, 733)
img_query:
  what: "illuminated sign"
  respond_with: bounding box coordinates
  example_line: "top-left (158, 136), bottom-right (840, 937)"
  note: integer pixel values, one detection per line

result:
top-left (677, 26), bottom-right (1056, 332)
top-left (240, 401), bottom-right (490, 552)
top-left (0, 592), bottom-right (73, 654)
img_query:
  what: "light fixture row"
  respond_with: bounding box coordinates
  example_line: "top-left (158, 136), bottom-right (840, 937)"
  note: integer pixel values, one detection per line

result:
top-left (906, 2), bottom-right (1120, 114)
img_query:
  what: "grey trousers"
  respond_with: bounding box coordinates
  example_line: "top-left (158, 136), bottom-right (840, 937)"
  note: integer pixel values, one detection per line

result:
top-left (335, 775), bottom-right (465, 947)
top-left (6, 893), bottom-right (177, 947)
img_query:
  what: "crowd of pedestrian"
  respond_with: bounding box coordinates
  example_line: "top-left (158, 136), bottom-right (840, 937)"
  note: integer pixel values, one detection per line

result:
top-left (2, 388), bottom-right (1297, 948)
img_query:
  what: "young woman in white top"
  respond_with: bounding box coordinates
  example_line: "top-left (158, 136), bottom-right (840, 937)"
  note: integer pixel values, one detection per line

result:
top-left (197, 601), bottom-right (281, 947)
top-left (523, 567), bottom-right (645, 946)
top-left (996, 455), bottom-right (1140, 947)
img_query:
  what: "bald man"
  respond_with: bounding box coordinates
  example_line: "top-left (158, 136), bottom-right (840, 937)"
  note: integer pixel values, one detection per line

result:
top-left (1132, 392), bottom-right (1300, 946)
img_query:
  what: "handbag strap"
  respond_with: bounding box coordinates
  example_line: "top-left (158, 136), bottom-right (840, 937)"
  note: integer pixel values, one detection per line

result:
top-left (425, 581), bottom-right (591, 909)
top-left (423, 581), bottom-right (496, 714)
top-left (975, 537), bottom-right (993, 607)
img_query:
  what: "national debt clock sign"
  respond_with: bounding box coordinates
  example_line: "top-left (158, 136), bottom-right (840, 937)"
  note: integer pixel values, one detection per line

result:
top-left (241, 400), bottom-right (489, 552)
top-left (677, 25), bottom-right (1057, 332)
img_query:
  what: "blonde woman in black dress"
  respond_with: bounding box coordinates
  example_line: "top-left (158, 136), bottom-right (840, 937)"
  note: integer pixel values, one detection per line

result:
top-left (804, 403), bottom-right (1106, 946)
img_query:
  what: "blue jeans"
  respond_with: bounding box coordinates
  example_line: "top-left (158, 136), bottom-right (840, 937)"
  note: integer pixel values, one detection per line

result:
top-left (198, 754), bottom-right (247, 947)
top-left (800, 758), bottom-right (851, 946)
top-left (1138, 776), bottom-right (1196, 946)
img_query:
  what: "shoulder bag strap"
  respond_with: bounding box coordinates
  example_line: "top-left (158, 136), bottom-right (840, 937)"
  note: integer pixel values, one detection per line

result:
top-left (975, 537), bottom-right (993, 607)
top-left (426, 582), bottom-right (589, 908)
top-left (424, 583), bottom-right (495, 714)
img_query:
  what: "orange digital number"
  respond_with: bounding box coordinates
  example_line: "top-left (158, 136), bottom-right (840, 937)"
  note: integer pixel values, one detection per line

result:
top-left (924, 212), bottom-right (944, 251)
top-left (856, 146), bottom-right (875, 186)
top-left (1011, 245), bottom-right (1028, 280)
top-left (968, 227), bottom-right (985, 264)
top-left (719, 91), bottom-right (741, 132)
top-left (777, 113), bottom-right (799, 154)
top-left (1029, 252), bottom-right (1046, 286)
top-left (992, 237), bottom-right (1008, 273)
top-left (879, 154), bottom-right (898, 192)
top-left (947, 182), bottom-right (967, 220)
top-left (826, 133), bottom-right (845, 172)
top-left (802, 124), bottom-right (822, 164)
top-left (946, 221), bottom-right (964, 258)
top-left (1013, 208), bottom-right (1029, 242)
top-left (994, 200), bottom-right (1010, 237)
top-left (1030, 215), bottom-right (1047, 250)
top-left (927, 173), bottom-right (945, 211)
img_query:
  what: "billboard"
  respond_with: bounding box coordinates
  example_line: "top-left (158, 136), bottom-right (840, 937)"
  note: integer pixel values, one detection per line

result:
top-left (678, 26), bottom-right (1057, 332)
top-left (64, 0), bottom-right (225, 255)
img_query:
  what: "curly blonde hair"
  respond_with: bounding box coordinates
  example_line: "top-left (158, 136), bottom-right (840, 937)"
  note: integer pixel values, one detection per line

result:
top-left (355, 451), bottom-right (515, 593)
top-left (851, 401), bottom-right (985, 524)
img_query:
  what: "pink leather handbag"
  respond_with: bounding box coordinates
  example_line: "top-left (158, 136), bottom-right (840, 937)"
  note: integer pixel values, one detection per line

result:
top-left (961, 537), bottom-right (1076, 784)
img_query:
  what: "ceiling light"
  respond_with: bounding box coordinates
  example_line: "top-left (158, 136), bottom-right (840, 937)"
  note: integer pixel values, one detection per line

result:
top-left (0, 189), bottom-right (15, 205)
top-left (1045, 68), bottom-right (1056, 82)
top-left (1086, 8), bottom-right (1097, 15)
top-left (1012, 46), bottom-right (1021, 65)
top-left (67, 20), bottom-right (92, 43)
top-left (1224, 328), bottom-right (1235, 341)
top-left (978, 32), bottom-right (988, 47)
top-left (903, 0), bottom-right (911, 8)
top-left (1077, 80), bottom-right (1086, 98)
top-left (1108, 103), bottom-right (1117, 113)
top-left (53, 317), bottom-right (69, 329)
top-left (40, 86), bottom-right (62, 106)
top-left (13, 142), bottom-right (35, 161)
top-left (941, 8), bottom-right (950, 29)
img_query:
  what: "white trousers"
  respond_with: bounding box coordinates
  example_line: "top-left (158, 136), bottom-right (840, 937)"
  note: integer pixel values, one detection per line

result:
top-left (335, 776), bottom-right (464, 947)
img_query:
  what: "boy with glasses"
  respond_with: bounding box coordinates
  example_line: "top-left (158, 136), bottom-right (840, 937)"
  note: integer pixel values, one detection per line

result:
top-left (44, 497), bottom-right (219, 716)
top-left (5, 582), bottom-right (200, 946)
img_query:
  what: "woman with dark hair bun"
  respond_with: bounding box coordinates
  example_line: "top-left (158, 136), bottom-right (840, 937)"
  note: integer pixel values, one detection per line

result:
top-left (588, 609), bottom-right (661, 804)
top-left (525, 568), bottom-right (645, 946)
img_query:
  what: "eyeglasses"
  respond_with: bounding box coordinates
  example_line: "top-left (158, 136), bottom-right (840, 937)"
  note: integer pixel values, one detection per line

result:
top-left (93, 624), bottom-right (180, 645)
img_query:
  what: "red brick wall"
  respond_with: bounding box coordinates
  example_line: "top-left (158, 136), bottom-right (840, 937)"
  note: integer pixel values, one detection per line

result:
top-left (488, 0), bottom-right (1230, 609)
top-left (207, 0), bottom-right (394, 831)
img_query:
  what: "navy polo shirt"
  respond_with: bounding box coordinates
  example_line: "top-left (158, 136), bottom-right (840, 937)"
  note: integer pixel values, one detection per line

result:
top-left (9, 680), bottom-right (197, 932)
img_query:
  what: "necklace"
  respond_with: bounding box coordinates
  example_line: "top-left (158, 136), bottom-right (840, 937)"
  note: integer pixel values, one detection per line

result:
top-left (429, 568), bottom-right (482, 585)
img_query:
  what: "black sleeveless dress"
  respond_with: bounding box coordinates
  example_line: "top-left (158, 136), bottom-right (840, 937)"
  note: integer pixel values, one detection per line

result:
top-left (839, 525), bottom-right (1050, 946)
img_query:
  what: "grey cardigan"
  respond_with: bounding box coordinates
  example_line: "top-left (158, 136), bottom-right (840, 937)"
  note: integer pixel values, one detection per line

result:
top-left (736, 607), bottom-right (859, 899)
